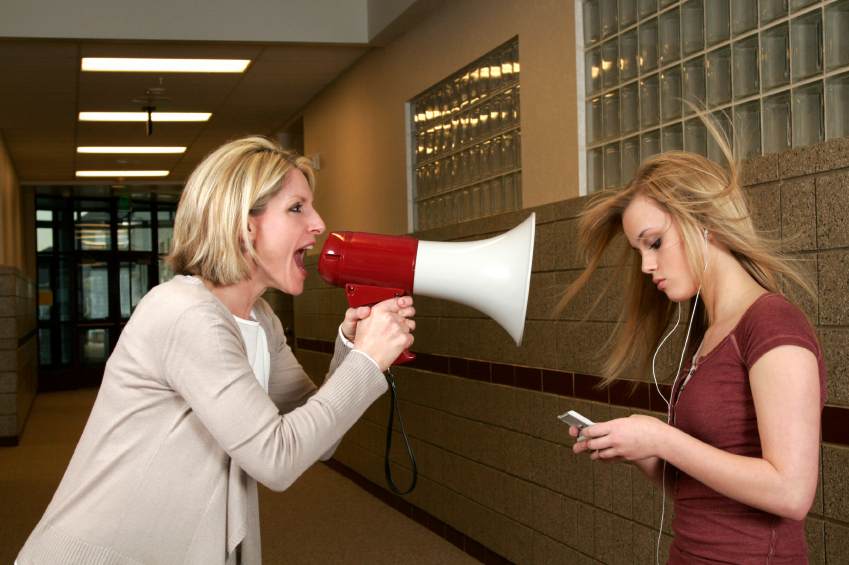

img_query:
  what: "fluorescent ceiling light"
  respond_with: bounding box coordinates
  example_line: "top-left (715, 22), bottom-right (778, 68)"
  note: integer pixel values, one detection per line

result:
top-left (82, 58), bottom-right (250, 73)
top-left (77, 147), bottom-right (186, 154)
top-left (76, 171), bottom-right (170, 177)
top-left (79, 112), bottom-right (211, 122)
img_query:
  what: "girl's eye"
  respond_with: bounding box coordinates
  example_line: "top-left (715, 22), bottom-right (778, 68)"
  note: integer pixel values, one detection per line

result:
top-left (289, 203), bottom-right (303, 213)
top-left (650, 237), bottom-right (662, 250)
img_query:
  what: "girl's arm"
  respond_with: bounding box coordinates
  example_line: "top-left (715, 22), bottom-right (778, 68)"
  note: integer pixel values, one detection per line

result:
top-left (575, 344), bottom-right (821, 520)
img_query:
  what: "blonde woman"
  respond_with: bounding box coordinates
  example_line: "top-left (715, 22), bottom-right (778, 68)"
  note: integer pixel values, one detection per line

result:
top-left (17, 136), bottom-right (415, 565)
top-left (561, 141), bottom-right (825, 563)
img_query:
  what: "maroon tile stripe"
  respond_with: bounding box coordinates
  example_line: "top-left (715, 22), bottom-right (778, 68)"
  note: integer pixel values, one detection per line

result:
top-left (296, 338), bottom-right (849, 447)
top-left (322, 458), bottom-right (515, 565)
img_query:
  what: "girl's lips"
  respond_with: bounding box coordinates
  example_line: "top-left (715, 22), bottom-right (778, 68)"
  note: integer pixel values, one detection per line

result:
top-left (656, 279), bottom-right (665, 290)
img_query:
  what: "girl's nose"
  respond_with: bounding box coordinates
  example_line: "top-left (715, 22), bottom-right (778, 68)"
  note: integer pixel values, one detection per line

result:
top-left (641, 254), bottom-right (656, 274)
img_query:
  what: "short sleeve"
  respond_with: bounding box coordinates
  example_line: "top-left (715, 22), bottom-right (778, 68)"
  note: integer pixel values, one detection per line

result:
top-left (735, 294), bottom-right (820, 371)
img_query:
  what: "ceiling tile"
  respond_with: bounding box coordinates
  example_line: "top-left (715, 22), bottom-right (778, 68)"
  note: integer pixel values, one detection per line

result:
top-left (248, 59), bottom-right (354, 75)
top-left (237, 71), bottom-right (338, 88)
top-left (258, 45), bottom-right (369, 62)
top-left (0, 41), bottom-right (78, 59)
top-left (80, 43), bottom-right (264, 60)
top-left (0, 56), bottom-right (79, 72)
top-left (0, 70), bottom-right (77, 93)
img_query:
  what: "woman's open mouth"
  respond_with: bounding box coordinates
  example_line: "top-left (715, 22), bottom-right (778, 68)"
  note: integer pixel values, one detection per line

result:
top-left (294, 245), bottom-right (313, 274)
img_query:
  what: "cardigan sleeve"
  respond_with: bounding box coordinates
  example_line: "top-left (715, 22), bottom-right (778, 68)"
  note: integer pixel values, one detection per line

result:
top-left (255, 300), bottom-right (353, 461)
top-left (161, 300), bottom-right (387, 492)
top-left (253, 299), bottom-right (319, 414)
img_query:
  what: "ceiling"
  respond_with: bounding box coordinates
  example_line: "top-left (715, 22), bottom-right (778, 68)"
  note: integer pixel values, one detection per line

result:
top-left (0, 39), bottom-right (371, 193)
top-left (0, 0), bottom-right (449, 201)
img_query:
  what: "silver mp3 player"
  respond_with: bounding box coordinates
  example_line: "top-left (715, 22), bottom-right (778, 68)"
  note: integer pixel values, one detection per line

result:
top-left (558, 410), bottom-right (594, 442)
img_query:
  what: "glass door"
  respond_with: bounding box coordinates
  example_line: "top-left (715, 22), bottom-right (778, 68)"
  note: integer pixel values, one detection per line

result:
top-left (36, 194), bottom-right (177, 390)
top-left (77, 257), bottom-right (113, 365)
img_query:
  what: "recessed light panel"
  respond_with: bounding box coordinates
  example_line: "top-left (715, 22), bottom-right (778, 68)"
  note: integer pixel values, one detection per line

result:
top-left (79, 112), bottom-right (211, 122)
top-left (82, 58), bottom-right (250, 73)
top-left (77, 147), bottom-right (186, 154)
top-left (76, 171), bottom-right (170, 177)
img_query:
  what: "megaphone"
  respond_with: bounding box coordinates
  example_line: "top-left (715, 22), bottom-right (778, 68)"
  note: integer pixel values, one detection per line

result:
top-left (317, 213), bottom-right (536, 363)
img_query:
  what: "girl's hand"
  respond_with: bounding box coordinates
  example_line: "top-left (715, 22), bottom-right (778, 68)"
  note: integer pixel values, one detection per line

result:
top-left (572, 415), bottom-right (667, 463)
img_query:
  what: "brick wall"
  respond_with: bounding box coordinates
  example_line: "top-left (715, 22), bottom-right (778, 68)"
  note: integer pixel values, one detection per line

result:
top-left (293, 136), bottom-right (849, 564)
top-left (0, 266), bottom-right (38, 445)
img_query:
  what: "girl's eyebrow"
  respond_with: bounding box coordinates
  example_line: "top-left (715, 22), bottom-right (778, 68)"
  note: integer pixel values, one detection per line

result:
top-left (637, 226), bottom-right (658, 240)
top-left (637, 220), bottom-right (673, 241)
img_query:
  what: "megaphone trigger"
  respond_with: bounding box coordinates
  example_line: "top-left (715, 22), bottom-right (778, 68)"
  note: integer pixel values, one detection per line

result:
top-left (345, 284), bottom-right (408, 310)
top-left (344, 283), bottom-right (416, 365)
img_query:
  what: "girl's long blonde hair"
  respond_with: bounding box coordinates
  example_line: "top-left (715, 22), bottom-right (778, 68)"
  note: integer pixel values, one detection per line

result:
top-left (559, 117), bottom-right (815, 385)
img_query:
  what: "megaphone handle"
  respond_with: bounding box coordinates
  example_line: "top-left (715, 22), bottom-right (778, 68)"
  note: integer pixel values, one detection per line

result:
top-left (392, 349), bottom-right (415, 366)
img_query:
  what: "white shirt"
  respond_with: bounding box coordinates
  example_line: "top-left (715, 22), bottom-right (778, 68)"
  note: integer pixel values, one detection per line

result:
top-left (234, 312), bottom-right (271, 392)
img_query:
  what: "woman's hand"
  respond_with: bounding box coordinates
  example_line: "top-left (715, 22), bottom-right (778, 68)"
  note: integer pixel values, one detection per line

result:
top-left (340, 305), bottom-right (372, 343)
top-left (352, 297), bottom-right (415, 372)
top-left (571, 415), bottom-right (668, 463)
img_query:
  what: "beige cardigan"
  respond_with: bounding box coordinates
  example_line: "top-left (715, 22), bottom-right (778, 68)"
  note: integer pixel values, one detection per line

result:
top-left (17, 276), bottom-right (387, 565)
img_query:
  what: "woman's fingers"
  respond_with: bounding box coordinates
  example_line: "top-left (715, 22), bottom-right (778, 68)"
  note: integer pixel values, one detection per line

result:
top-left (354, 297), bottom-right (416, 371)
top-left (341, 295), bottom-right (415, 344)
top-left (340, 306), bottom-right (371, 342)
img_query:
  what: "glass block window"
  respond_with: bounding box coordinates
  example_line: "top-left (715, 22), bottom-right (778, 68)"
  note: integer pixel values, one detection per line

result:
top-left (579, 0), bottom-right (849, 193)
top-left (410, 39), bottom-right (521, 230)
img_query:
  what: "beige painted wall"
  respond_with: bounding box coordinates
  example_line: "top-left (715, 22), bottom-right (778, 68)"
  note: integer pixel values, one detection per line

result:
top-left (303, 0), bottom-right (579, 248)
top-left (0, 132), bottom-right (24, 272)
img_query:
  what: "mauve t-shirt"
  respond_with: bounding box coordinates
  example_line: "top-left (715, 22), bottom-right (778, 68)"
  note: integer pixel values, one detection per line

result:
top-left (667, 293), bottom-right (827, 565)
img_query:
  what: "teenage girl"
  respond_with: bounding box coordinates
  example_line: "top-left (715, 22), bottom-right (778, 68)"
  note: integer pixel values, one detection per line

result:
top-left (560, 131), bottom-right (825, 564)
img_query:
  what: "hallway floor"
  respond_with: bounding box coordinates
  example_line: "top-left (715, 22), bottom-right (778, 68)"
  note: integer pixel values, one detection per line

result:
top-left (0, 388), bottom-right (477, 564)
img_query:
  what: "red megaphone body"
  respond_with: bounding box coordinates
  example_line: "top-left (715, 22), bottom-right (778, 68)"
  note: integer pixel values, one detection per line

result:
top-left (318, 232), bottom-right (420, 364)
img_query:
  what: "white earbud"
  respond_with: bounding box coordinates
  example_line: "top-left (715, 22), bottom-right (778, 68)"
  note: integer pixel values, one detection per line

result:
top-left (653, 225), bottom-right (710, 565)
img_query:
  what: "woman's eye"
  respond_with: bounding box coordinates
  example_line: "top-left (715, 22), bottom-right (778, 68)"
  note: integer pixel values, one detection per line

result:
top-left (289, 203), bottom-right (303, 213)
top-left (650, 238), bottom-right (662, 250)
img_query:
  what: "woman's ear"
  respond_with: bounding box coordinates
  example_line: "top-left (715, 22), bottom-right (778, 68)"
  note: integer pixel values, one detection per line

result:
top-left (246, 215), bottom-right (258, 241)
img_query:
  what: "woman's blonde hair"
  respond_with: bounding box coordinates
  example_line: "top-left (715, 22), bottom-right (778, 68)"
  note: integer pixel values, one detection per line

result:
top-left (559, 118), bottom-right (815, 385)
top-left (166, 136), bottom-right (316, 286)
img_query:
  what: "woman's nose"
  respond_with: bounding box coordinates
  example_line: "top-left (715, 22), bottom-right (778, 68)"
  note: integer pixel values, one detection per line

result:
top-left (310, 211), bottom-right (326, 235)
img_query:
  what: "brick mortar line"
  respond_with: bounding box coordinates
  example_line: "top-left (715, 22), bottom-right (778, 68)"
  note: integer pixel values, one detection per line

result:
top-left (801, 511), bottom-right (849, 530)
top-left (322, 457), bottom-right (515, 565)
top-left (740, 165), bottom-right (849, 189)
top-left (335, 447), bottom-right (837, 565)
top-left (299, 341), bottom-right (849, 443)
top-left (372, 452), bottom-right (839, 558)
top-left (349, 432), bottom-right (849, 530)
top-left (341, 441), bottom-right (670, 545)
top-left (369, 396), bottom-right (667, 438)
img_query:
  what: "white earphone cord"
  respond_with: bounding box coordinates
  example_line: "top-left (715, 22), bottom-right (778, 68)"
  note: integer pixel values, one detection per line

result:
top-left (653, 229), bottom-right (708, 565)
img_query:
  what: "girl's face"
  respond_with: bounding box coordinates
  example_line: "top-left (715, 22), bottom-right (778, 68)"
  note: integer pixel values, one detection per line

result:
top-left (247, 169), bottom-right (325, 295)
top-left (622, 194), bottom-right (700, 302)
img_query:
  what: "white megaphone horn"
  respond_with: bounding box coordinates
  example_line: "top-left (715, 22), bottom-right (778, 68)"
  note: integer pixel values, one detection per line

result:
top-left (317, 213), bottom-right (536, 362)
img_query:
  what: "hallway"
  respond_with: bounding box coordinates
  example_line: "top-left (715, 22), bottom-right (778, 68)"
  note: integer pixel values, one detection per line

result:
top-left (0, 388), bottom-right (478, 565)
